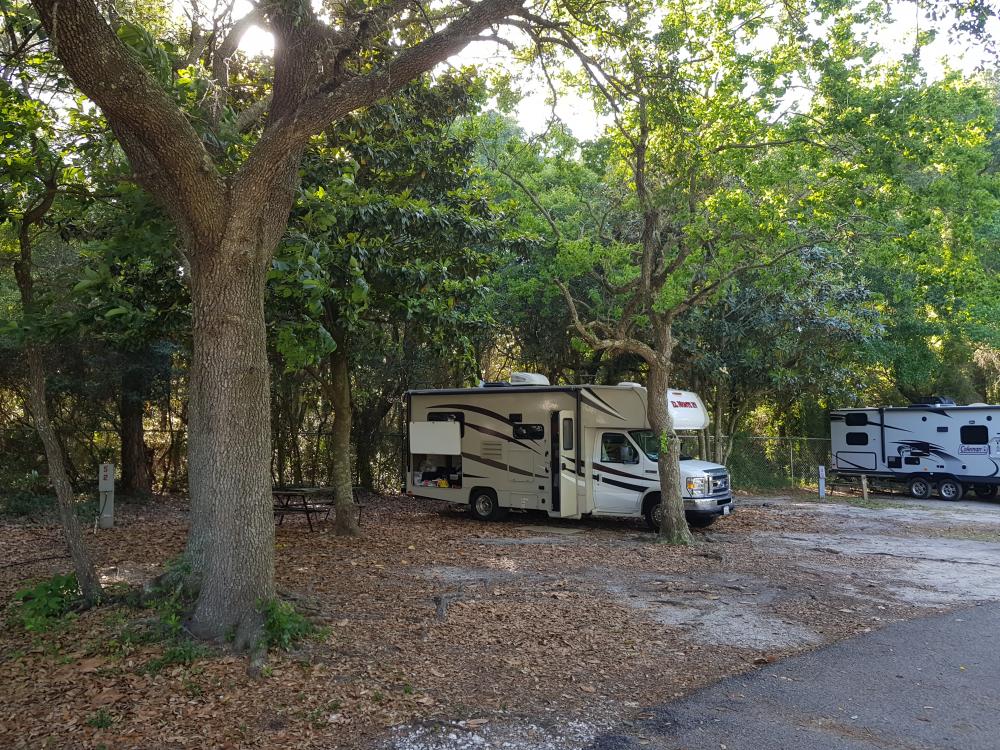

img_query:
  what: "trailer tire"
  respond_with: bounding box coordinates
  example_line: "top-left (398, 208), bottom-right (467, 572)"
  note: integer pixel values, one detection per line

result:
top-left (907, 477), bottom-right (932, 500)
top-left (974, 484), bottom-right (998, 500)
top-left (937, 478), bottom-right (963, 501)
top-left (469, 488), bottom-right (506, 522)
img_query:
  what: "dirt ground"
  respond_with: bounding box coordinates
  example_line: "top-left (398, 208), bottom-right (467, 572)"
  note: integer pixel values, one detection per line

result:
top-left (3, 491), bottom-right (1000, 750)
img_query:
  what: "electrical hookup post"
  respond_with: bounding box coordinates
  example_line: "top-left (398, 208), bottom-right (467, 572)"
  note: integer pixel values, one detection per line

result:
top-left (98, 463), bottom-right (115, 529)
top-left (818, 465), bottom-right (826, 499)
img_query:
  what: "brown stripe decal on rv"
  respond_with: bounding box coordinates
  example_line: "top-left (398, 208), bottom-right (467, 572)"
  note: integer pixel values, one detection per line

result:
top-left (594, 462), bottom-right (655, 483)
top-left (432, 403), bottom-right (514, 426)
top-left (464, 422), bottom-right (542, 454)
top-left (581, 390), bottom-right (625, 420)
top-left (462, 452), bottom-right (546, 479)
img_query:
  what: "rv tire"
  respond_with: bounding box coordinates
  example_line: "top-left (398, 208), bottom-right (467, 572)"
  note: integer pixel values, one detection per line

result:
top-left (642, 493), bottom-right (661, 531)
top-left (937, 478), bottom-right (962, 501)
top-left (907, 477), bottom-right (932, 500)
top-left (974, 484), bottom-right (998, 500)
top-left (469, 488), bottom-right (505, 522)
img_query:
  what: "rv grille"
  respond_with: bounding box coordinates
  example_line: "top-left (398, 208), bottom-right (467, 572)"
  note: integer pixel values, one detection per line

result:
top-left (482, 441), bottom-right (503, 461)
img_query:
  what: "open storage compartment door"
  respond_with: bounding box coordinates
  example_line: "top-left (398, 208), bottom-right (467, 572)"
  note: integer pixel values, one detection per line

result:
top-left (410, 421), bottom-right (461, 455)
top-left (410, 421), bottom-right (463, 489)
top-left (556, 409), bottom-right (578, 516)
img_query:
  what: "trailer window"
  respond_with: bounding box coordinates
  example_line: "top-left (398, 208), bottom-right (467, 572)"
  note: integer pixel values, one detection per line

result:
top-left (601, 433), bottom-right (640, 464)
top-left (428, 411), bottom-right (464, 437)
top-left (845, 413), bottom-right (868, 427)
top-left (562, 418), bottom-right (573, 450)
top-left (846, 432), bottom-right (869, 446)
top-left (514, 424), bottom-right (544, 440)
top-left (961, 425), bottom-right (989, 445)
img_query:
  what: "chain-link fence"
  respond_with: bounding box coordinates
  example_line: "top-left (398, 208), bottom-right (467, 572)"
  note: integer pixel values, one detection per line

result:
top-left (680, 434), bottom-right (831, 492)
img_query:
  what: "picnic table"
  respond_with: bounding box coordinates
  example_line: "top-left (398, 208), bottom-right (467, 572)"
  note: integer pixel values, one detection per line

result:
top-left (272, 486), bottom-right (371, 530)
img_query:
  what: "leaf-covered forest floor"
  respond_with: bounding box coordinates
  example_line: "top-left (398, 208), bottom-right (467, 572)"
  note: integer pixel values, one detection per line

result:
top-left (3, 492), bottom-right (1000, 750)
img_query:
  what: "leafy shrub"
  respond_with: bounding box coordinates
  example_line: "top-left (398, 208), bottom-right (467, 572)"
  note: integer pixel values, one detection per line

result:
top-left (12, 573), bottom-right (80, 631)
top-left (260, 599), bottom-right (314, 650)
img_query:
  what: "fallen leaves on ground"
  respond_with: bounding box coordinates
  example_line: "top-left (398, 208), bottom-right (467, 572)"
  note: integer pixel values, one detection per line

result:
top-left (0, 497), bottom-right (926, 749)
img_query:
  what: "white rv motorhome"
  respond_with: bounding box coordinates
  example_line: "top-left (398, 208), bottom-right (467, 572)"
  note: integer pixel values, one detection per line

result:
top-left (830, 398), bottom-right (1000, 500)
top-left (405, 374), bottom-right (733, 528)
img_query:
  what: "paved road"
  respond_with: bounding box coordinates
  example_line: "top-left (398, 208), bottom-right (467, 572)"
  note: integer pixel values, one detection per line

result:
top-left (592, 603), bottom-right (1000, 750)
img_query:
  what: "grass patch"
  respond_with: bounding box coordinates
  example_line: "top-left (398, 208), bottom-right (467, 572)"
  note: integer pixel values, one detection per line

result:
top-left (86, 709), bottom-right (115, 729)
top-left (145, 640), bottom-right (212, 674)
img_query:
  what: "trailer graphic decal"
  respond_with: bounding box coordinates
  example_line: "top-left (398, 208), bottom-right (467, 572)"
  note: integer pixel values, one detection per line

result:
top-left (581, 390), bottom-right (625, 420)
top-left (894, 440), bottom-right (957, 461)
top-left (594, 462), bottom-right (654, 483)
top-left (432, 403), bottom-right (514, 426)
top-left (463, 422), bottom-right (542, 454)
top-left (461, 452), bottom-right (546, 480)
top-left (960, 445), bottom-right (989, 455)
top-left (599, 476), bottom-right (649, 493)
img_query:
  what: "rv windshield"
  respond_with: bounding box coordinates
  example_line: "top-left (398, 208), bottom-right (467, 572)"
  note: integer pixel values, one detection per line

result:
top-left (629, 430), bottom-right (659, 461)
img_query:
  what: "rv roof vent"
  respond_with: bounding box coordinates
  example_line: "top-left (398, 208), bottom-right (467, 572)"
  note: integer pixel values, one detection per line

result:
top-left (510, 372), bottom-right (550, 386)
top-left (617, 381), bottom-right (642, 388)
top-left (908, 396), bottom-right (957, 407)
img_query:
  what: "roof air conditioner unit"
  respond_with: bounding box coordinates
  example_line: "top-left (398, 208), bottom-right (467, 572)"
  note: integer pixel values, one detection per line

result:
top-left (510, 372), bottom-right (550, 386)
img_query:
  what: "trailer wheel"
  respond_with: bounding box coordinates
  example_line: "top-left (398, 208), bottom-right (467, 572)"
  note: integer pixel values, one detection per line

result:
top-left (937, 478), bottom-right (962, 501)
top-left (469, 488), bottom-right (505, 522)
top-left (974, 484), bottom-right (998, 500)
top-left (907, 477), bottom-right (932, 500)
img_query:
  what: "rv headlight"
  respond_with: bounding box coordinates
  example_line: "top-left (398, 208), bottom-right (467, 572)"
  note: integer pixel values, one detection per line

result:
top-left (686, 476), bottom-right (707, 496)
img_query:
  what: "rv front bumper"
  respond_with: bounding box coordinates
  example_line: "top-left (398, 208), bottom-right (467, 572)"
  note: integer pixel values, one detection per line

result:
top-left (683, 493), bottom-right (734, 517)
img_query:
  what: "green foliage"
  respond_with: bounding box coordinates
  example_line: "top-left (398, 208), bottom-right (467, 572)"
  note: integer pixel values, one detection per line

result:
top-left (260, 599), bottom-right (315, 651)
top-left (144, 640), bottom-right (211, 674)
top-left (11, 573), bottom-right (80, 631)
top-left (86, 709), bottom-right (115, 729)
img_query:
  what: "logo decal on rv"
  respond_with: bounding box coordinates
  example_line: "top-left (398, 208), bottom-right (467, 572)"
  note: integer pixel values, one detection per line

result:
top-left (670, 400), bottom-right (698, 408)
top-left (959, 445), bottom-right (989, 455)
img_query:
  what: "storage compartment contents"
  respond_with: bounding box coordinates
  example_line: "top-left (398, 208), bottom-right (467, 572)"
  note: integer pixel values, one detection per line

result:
top-left (413, 453), bottom-right (462, 488)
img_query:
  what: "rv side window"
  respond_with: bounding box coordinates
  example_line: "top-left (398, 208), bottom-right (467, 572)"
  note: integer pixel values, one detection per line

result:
top-left (845, 432), bottom-right (869, 446)
top-left (961, 425), bottom-right (989, 445)
top-left (845, 413), bottom-right (868, 427)
top-left (514, 424), bottom-right (544, 440)
top-left (601, 433), bottom-right (639, 464)
top-left (428, 411), bottom-right (464, 437)
top-left (562, 419), bottom-right (573, 450)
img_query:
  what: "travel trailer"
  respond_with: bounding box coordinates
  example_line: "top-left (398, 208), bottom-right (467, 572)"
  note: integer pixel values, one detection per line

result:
top-left (830, 398), bottom-right (1000, 500)
top-left (405, 374), bottom-right (733, 528)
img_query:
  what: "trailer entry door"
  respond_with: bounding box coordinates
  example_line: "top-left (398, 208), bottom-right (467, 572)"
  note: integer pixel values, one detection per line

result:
top-left (556, 410), bottom-right (578, 516)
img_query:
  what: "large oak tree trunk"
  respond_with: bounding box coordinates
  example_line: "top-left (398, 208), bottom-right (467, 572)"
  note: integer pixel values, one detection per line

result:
top-left (647, 353), bottom-right (693, 546)
top-left (328, 341), bottom-right (359, 536)
top-left (184, 237), bottom-right (276, 644)
top-left (120, 369), bottom-right (153, 497)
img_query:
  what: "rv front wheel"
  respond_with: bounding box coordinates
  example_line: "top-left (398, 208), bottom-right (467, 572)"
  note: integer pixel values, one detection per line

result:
top-left (937, 478), bottom-right (962, 501)
top-left (469, 489), bottom-right (505, 522)
top-left (974, 484), bottom-right (998, 500)
top-left (907, 477), bottom-right (931, 500)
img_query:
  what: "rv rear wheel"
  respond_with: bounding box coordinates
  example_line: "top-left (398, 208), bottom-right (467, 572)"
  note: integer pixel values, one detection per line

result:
top-left (469, 489), bottom-right (506, 522)
top-left (643, 495), bottom-right (662, 531)
top-left (974, 484), bottom-right (998, 500)
top-left (937, 478), bottom-right (962, 501)
top-left (907, 477), bottom-right (932, 500)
